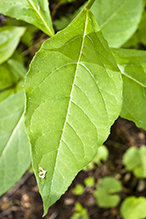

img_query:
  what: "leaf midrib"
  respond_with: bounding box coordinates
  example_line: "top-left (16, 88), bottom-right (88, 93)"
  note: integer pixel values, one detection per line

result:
top-left (0, 111), bottom-right (24, 161)
top-left (48, 10), bottom-right (89, 203)
top-left (100, 0), bottom-right (127, 29)
top-left (27, 0), bottom-right (54, 36)
top-left (118, 65), bottom-right (146, 88)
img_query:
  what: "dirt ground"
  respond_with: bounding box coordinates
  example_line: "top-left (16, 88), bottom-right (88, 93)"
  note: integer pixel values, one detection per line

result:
top-left (1, 117), bottom-right (146, 219)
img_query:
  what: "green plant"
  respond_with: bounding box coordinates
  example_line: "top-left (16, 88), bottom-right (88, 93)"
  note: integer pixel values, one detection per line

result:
top-left (94, 176), bottom-right (122, 208)
top-left (71, 203), bottom-right (90, 219)
top-left (0, 0), bottom-right (146, 216)
top-left (120, 196), bottom-right (146, 219)
top-left (123, 145), bottom-right (146, 178)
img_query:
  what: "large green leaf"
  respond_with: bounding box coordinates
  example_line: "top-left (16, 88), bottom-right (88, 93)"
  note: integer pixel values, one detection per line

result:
top-left (112, 48), bottom-right (146, 130)
top-left (0, 0), bottom-right (54, 36)
top-left (0, 91), bottom-right (31, 196)
top-left (0, 26), bottom-right (25, 64)
top-left (25, 9), bottom-right (122, 215)
top-left (91, 0), bottom-right (143, 48)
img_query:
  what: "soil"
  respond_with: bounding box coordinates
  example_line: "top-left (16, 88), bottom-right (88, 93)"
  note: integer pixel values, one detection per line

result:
top-left (1, 117), bottom-right (146, 219)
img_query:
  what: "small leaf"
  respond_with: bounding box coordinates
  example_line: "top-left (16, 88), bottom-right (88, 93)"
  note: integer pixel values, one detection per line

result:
top-left (93, 145), bottom-right (109, 166)
top-left (84, 177), bottom-right (95, 187)
top-left (0, 91), bottom-right (31, 196)
top-left (72, 184), bottom-right (84, 195)
top-left (91, 0), bottom-right (143, 48)
top-left (0, 0), bottom-right (54, 36)
top-left (71, 203), bottom-right (90, 219)
top-left (94, 176), bottom-right (122, 208)
top-left (112, 48), bottom-right (146, 130)
top-left (0, 26), bottom-right (25, 64)
top-left (120, 196), bottom-right (146, 219)
top-left (25, 9), bottom-right (122, 215)
top-left (123, 145), bottom-right (146, 178)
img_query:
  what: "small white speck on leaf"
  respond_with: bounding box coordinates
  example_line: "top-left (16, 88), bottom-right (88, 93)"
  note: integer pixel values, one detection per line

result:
top-left (38, 167), bottom-right (46, 179)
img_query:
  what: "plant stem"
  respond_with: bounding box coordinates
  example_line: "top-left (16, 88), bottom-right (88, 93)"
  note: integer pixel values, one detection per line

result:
top-left (85, 0), bottom-right (96, 10)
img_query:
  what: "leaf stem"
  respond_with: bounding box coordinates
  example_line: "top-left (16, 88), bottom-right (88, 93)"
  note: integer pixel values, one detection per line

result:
top-left (85, 0), bottom-right (96, 10)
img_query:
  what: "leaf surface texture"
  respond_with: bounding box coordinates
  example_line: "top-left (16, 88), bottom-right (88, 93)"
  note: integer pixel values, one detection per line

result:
top-left (112, 48), bottom-right (146, 129)
top-left (91, 0), bottom-right (143, 47)
top-left (0, 91), bottom-right (31, 196)
top-left (0, 0), bottom-right (54, 36)
top-left (25, 9), bottom-right (122, 214)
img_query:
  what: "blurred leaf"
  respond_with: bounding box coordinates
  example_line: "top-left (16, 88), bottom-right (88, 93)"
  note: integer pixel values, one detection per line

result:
top-left (72, 184), bottom-right (84, 195)
top-left (121, 196), bottom-right (146, 219)
top-left (91, 0), bottom-right (143, 48)
top-left (0, 0), bottom-right (54, 36)
top-left (112, 48), bottom-right (146, 130)
top-left (84, 177), bottom-right (95, 187)
top-left (123, 145), bottom-right (146, 178)
top-left (0, 26), bottom-right (25, 64)
top-left (0, 63), bottom-right (24, 102)
top-left (25, 8), bottom-right (122, 215)
top-left (0, 91), bottom-right (31, 196)
top-left (71, 203), bottom-right (90, 219)
top-left (8, 59), bottom-right (27, 79)
top-left (137, 11), bottom-right (146, 47)
top-left (94, 176), bottom-right (122, 208)
top-left (54, 3), bottom-right (86, 30)
top-left (93, 145), bottom-right (109, 166)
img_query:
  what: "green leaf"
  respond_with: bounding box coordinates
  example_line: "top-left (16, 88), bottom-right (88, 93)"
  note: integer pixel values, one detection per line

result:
top-left (8, 59), bottom-right (27, 79)
top-left (91, 0), bottom-right (143, 48)
top-left (120, 196), bottom-right (146, 219)
top-left (112, 48), bottom-right (146, 130)
top-left (72, 184), bottom-right (84, 195)
top-left (123, 146), bottom-right (146, 178)
top-left (84, 176), bottom-right (95, 187)
top-left (0, 63), bottom-right (24, 102)
top-left (0, 91), bottom-right (31, 196)
top-left (71, 203), bottom-right (90, 219)
top-left (25, 9), bottom-right (122, 215)
top-left (137, 11), bottom-right (146, 47)
top-left (0, 0), bottom-right (54, 36)
top-left (54, 3), bottom-right (86, 31)
top-left (93, 145), bottom-right (109, 166)
top-left (94, 176), bottom-right (122, 208)
top-left (0, 26), bottom-right (25, 64)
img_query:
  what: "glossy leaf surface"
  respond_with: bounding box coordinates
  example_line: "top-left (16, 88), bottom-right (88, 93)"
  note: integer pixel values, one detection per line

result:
top-left (112, 48), bottom-right (146, 130)
top-left (25, 9), bottom-right (122, 215)
top-left (0, 26), bottom-right (25, 64)
top-left (0, 0), bottom-right (54, 36)
top-left (91, 0), bottom-right (143, 48)
top-left (0, 91), bottom-right (31, 196)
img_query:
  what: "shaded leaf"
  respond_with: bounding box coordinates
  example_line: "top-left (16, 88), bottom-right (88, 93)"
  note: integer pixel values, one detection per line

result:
top-left (0, 91), bottom-right (31, 196)
top-left (0, 26), bottom-right (25, 64)
top-left (0, 0), bottom-right (54, 36)
top-left (0, 62), bottom-right (24, 102)
top-left (25, 9), bottom-right (122, 215)
top-left (91, 0), bottom-right (143, 48)
top-left (112, 48), bottom-right (146, 130)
